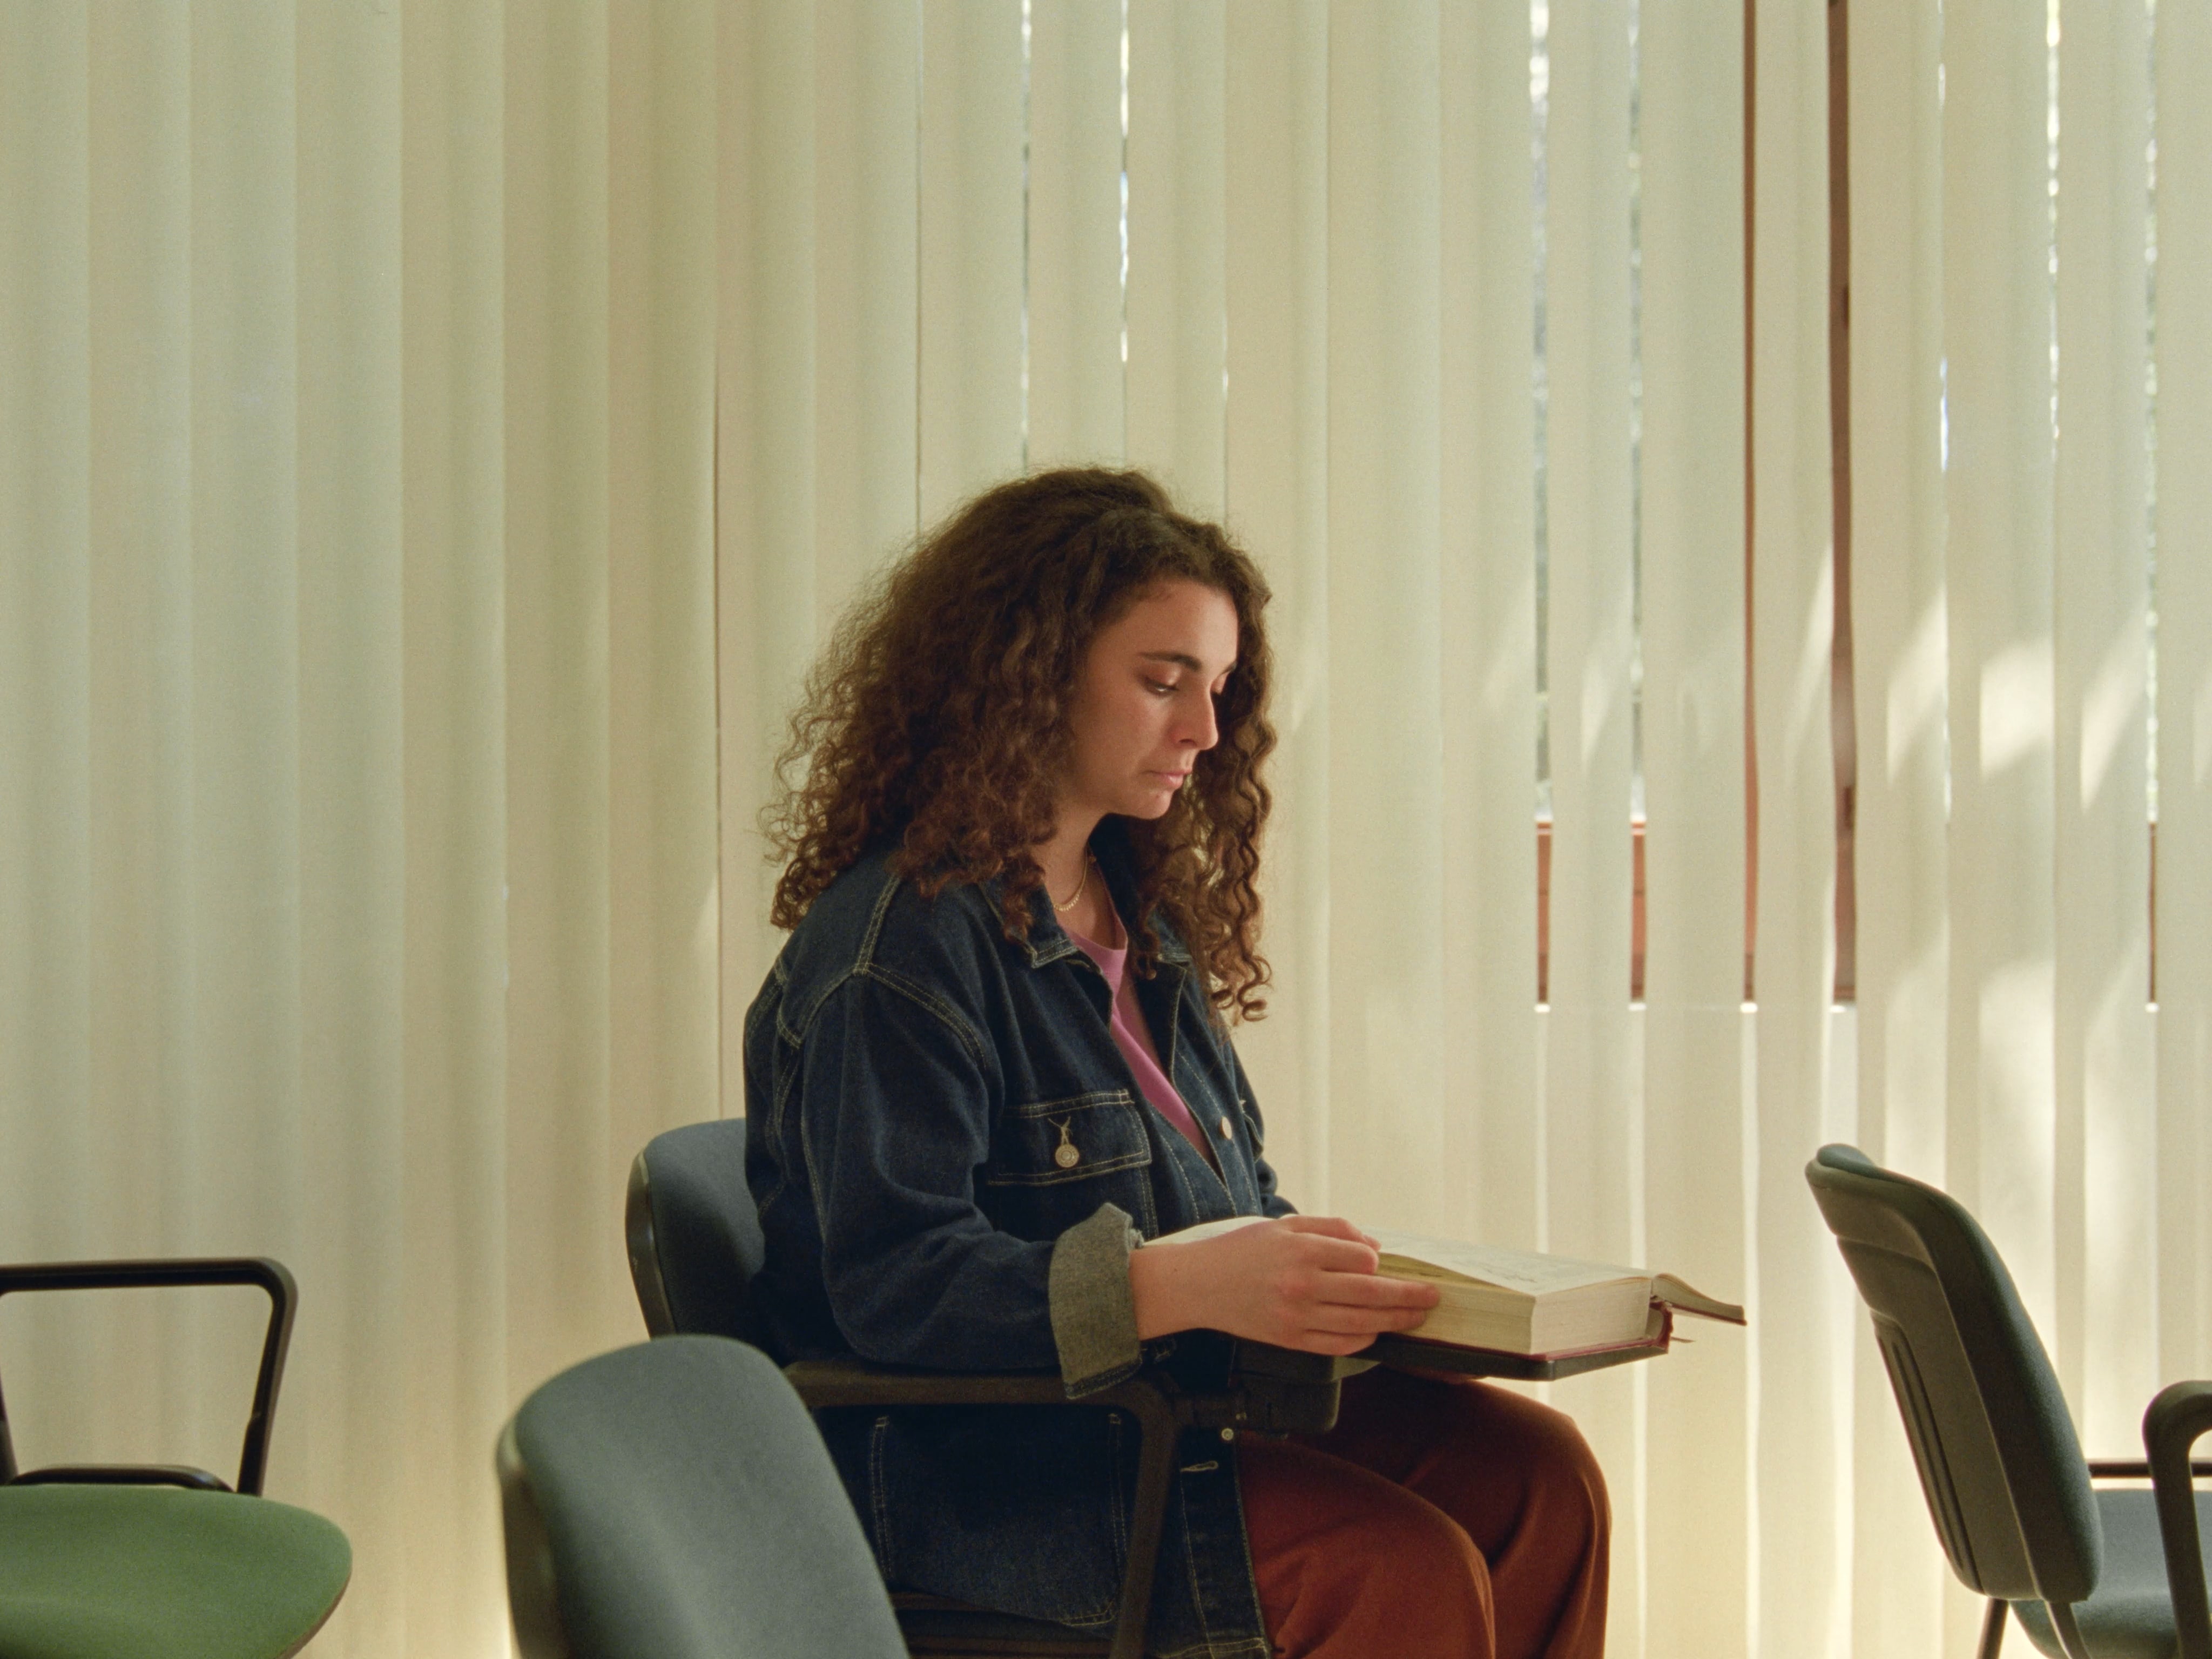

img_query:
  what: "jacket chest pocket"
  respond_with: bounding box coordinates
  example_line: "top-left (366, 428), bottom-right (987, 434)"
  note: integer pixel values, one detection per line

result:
top-left (983, 1089), bottom-right (1152, 1189)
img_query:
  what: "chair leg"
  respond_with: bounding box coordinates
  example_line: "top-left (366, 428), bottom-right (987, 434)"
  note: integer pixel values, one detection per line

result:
top-left (1978, 1598), bottom-right (2007, 1659)
top-left (1107, 1387), bottom-right (1183, 1659)
top-left (2046, 1602), bottom-right (2095, 1659)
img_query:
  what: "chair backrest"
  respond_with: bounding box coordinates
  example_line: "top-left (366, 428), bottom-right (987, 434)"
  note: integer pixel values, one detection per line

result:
top-left (626, 1120), bottom-right (765, 1345)
top-left (1806, 1144), bottom-right (2101, 1604)
top-left (497, 1336), bottom-right (907, 1659)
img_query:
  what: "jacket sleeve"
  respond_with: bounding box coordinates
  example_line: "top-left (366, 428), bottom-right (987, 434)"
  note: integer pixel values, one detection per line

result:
top-left (797, 964), bottom-right (1144, 1396)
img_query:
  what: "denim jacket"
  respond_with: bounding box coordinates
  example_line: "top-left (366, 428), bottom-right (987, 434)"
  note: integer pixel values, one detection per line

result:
top-left (743, 824), bottom-right (1293, 1658)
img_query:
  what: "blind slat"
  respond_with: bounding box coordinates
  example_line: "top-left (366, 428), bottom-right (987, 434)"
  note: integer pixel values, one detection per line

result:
top-left (1639, 2), bottom-right (1749, 1650)
top-left (502, 0), bottom-right (622, 1394)
top-left (2154, 0), bottom-right (2212, 1383)
top-left (84, 0), bottom-right (195, 1478)
top-left (1847, 0), bottom-right (1972, 1649)
top-left (397, 0), bottom-right (512, 1649)
top-left (918, 0), bottom-right (1024, 523)
top-left (1540, 5), bottom-right (1644, 1650)
top-left (717, 0), bottom-right (820, 1046)
top-left (1748, 4), bottom-right (1849, 1655)
top-left (1440, 0), bottom-right (1541, 1251)
top-left (0, 0), bottom-right (96, 1501)
top-left (813, 0), bottom-right (920, 596)
top-left (1941, 0), bottom-right (2060, 1356)
top-left (1322, 4), bottom-right (1447, 1233)
top-left (1029, 0), bottom-right (1127, 470)
top-left (1540, 0), bottom-right (1637, 1265)
top-left (1, 0), bottom-right (93, 1233)
top-left (1127, 0), bottom-right (1226, 515)
top-left (189, 3), bottom-right (303, 1257)
top-left (297, 2), bottom-right (406, 1649)
top-left (1847, 10), bottom-right (1950, 1191)
top-left (1222, 0), bottom-right (1330, 1206)
top-left (2054, 0), bottom-right (2154, 1453)
top-left (608, 0), bottom-right (720, 1209)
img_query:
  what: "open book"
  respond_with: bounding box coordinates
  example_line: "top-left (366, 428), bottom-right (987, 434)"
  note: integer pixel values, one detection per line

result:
top-left (1151, 1217), bottom-right (1745, 1358)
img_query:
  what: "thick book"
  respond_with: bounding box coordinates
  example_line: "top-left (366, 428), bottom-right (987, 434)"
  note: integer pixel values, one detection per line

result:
top-left (1152, 1216), bottom-right (1745, 1358)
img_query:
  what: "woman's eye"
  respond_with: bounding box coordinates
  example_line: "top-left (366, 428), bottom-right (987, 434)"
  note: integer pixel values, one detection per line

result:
top-left (1144, 679), bottom-right (1177, 697)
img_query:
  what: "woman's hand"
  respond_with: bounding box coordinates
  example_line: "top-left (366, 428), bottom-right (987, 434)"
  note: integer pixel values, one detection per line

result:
top-left (1128, 1216), bottom-right (1441, 1355)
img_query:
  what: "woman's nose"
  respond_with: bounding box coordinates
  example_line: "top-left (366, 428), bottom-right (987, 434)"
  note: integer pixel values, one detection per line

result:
top-left (1180, 694), bottom-right (1220, 750)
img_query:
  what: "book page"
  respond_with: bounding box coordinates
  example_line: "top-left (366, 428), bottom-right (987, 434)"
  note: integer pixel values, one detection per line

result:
top-left (1650, 1273), bottom-right (1746, 1325)
top-left (1150, 1217), bottom-right (1643, 1298)
top-left (1149, 1216), bottom-right (1271, 1245)
top-left (1365, 1229), bottom-right (1645, 1298)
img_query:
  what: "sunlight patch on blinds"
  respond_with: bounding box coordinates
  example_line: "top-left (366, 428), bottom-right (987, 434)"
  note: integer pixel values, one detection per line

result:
top-left (2156, 0), bottom-right (2212, 1398)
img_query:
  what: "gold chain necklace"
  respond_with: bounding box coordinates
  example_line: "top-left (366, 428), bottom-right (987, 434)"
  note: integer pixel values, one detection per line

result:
top-left (1051, 856), bottom-right (1094, 913)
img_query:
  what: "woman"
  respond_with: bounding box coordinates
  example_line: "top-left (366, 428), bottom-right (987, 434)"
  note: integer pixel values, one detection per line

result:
top-left (744, 468), bottom-right (1608, 1659)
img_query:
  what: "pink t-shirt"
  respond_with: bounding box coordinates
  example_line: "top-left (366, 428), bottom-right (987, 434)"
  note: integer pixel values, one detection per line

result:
top-left (1065, 920), bottom-right (1218, 1169)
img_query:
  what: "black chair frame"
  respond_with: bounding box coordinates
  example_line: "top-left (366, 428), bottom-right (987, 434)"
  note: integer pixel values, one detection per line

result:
top-left (2141, 1385), bottom-right (2212, 1659)
top-left (0, 1258), bottom-right (297, 1495)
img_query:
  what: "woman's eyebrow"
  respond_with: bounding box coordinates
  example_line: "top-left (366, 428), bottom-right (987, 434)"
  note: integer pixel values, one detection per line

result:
top-left (1137, 649), bottom-right (1233, 674)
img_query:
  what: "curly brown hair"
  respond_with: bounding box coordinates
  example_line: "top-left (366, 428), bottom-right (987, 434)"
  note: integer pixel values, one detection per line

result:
top-left (766, 467), bottom-right (1276, 1019)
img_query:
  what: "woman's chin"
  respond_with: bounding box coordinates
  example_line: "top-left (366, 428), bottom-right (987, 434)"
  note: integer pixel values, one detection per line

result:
top-left (1122, 791), bottom-right (1179, 821)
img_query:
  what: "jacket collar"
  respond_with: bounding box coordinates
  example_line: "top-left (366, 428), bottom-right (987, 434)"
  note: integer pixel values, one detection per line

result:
top-left (1007, 818), bottom-right (1193, 971)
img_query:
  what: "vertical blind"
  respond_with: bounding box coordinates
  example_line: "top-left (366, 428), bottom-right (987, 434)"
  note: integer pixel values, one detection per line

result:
top-left (0, 4), bottom-right (2201, 1657)
top-left (0, 5), bottom-right (720, 1655)
top-left (1848, 1), bottom-right (2208, 1655)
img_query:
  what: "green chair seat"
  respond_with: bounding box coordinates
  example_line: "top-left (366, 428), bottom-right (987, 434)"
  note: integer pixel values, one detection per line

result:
top-left (0, 1485), bottom-right (350, 1659)
top-left (2010, 1488), bottom-right (2212, 1659)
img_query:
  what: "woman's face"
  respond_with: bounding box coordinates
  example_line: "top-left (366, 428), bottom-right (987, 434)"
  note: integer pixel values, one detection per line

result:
top-left (1061, 579), bottom-right (1240, 823)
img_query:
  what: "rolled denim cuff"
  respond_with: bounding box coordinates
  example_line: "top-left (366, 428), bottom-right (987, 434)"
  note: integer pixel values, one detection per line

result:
top-left (1049, 1202), bottom-right (1143, 1398)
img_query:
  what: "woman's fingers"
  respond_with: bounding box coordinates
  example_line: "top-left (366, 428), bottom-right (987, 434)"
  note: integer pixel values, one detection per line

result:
top-left (1278, 1214), bottom-right (1384, 1252)
top-left (1267, 1314), bottom-right (1426, 1352)
top-left (1278, 1213), bottom-right (1370, 1241)
top-left (1282, 1234), bottom-right (1384, 1277)
top-left (1312, 1301), bottom-right (1435, 1332)
top-left (1310, 1270), bottom-right (1439, 1310)
top-left (1144, 1213), bottom-right (1446, 1353)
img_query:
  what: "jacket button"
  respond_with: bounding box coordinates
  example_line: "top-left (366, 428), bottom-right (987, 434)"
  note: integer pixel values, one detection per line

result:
top-left (1218, 1116), bottom-right (1233, 1139)
top-left (1054, 1143), bottom-right (1080, 1169)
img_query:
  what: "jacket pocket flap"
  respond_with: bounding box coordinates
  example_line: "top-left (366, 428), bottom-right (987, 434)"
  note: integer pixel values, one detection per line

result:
top-left (987, 1091), bottom-right (1151, 1186)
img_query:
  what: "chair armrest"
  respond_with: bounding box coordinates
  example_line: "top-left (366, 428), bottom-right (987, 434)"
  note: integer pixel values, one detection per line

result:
top-left (0, 1258), bottom-right (297, 1495)
top-left (2144, 1380), bottom-right (2212, 1659)
top-left (781, 1360), bottom-right (1074, 1410)
top-left (784, 1346), bottom-right (1352, 1433)
top-left (2087, 1459), bottom-right (2212, 1481)
top-left (7, 1464), bottom-right (231, 1492)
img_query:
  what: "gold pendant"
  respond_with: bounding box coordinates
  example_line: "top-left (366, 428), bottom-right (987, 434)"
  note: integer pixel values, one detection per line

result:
top-left (1052, 1117), bottom-right (1081, 1169)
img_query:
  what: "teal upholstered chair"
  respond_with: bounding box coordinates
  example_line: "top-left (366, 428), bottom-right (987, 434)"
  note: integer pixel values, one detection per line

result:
top-left (496, 1336), bottom-right (908, 1659)
top-left (1808, 1144), bottom-right (2212, 1659)
top-left (625, 1118), bottom-right (1353, 1659)
top-left (623, 1121), bottom-right (1178, 1658)
top-left (0, 1259), bottom-right (352, 1658)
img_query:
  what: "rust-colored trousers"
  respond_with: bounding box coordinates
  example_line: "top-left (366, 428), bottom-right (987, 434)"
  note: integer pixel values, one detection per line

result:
top-left (1237, 1368), bottom-right (1609, 1659)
